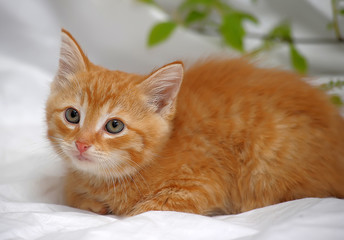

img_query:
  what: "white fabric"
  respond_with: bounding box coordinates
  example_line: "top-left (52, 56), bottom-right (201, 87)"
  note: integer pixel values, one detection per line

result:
top-left (1, 197), bottom-right (343, 240)
top-left (0, 0), bottom-right (343, 239)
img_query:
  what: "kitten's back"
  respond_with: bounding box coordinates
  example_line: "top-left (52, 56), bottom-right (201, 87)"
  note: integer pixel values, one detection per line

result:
top-left (171, 59), bottom-right (344, 212)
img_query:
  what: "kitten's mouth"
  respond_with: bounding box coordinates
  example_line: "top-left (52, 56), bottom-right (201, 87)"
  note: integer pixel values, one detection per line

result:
top-left (76, 154), bottom-right (92, 162)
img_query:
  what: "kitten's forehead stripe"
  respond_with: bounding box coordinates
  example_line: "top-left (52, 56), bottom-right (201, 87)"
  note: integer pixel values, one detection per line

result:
top-left (83, 72), bottom-right (116, 107)
top-left (80, 87), bottom-right (86, 107)
top-left (78, 71), bottom-right (146, 129)
top-left (85, 86), bottom-right (93, 106)
top-left (95, 104), bottom-right (119, 131)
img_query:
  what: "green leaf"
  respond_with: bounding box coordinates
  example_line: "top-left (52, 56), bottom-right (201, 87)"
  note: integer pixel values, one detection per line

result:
top-left (220, 13), bottom-right (245, 52)
top-left (185, 10), bottom-right (208, 25)
top-left (267, 22), bottom-right (292, 42)
top-left (220, 12), bottom-right (258, 52)
top-left (147, 21), bottom-right (177, 47)
top-left (339, 9), bottom-right (344, 15)
top-left (330, 94), bottom-right (343, 107)
top-left (289, 44), bottom-right (308, 74)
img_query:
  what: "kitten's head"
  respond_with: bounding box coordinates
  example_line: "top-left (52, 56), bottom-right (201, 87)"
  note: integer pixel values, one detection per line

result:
top-left (46, 29), bottom-right (183, 178)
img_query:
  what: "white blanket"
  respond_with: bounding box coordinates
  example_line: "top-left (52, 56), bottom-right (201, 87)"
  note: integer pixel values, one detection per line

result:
top-left (1, 0), bottom-right (343, 239)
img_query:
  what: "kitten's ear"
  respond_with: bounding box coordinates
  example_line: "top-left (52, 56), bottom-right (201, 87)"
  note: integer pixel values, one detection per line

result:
top-left (139, 62), bottom-right (184, 118)
top-left (55, 29), bottom-right (89, 86)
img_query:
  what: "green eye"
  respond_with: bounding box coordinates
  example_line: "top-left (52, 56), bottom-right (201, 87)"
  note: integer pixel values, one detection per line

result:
top-left (105, 119), bottom-right (125, 134)
top-left (65, 108), bottom-right (80, 124)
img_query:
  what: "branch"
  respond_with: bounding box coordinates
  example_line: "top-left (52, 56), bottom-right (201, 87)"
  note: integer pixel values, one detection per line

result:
top-left (246, 32), bottom-right (344, 45)
top-left (331, 0), bottom-right (343, 41)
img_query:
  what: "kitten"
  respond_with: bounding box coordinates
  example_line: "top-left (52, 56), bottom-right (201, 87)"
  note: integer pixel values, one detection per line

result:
top-left (46, 29), bottom-right (344, 216)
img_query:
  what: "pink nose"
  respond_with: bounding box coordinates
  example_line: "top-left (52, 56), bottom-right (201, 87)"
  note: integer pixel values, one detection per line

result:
top-left (75, 141), bottom-right (91, 154)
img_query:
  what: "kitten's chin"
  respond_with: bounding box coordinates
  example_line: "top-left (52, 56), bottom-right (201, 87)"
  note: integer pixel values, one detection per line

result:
top-left (76, 155), bottom-right (92, 162)
top-left (67, 152), bottom-right (140, 179)
top-left (71, 161), bottom-right (139, 179)
top-left (69, 155), bottom-right (97, 173)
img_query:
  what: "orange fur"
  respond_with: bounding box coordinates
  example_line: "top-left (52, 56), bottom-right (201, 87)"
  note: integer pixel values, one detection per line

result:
top-left (46, 29), bottom-right (344, 216)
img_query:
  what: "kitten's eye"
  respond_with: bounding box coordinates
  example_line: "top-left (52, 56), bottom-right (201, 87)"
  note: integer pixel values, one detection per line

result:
top-left (105, 119), bottom-right (125, 134)
top-left (65, 108), bottom-right (80, 124)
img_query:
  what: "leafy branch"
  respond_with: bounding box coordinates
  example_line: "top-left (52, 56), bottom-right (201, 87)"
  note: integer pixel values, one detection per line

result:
top-left (248, 21), bottom-right (308, 74)
top-left (320, 79), bottom-right (344, 106)
top-left (330, 0), bottom-right (344, 41)
top-left (320, 79), bottom-right (344, 91)
top-left (139, 0), bottom-right (344, 104)
top-left (141, 0), bottom-right (314, 73)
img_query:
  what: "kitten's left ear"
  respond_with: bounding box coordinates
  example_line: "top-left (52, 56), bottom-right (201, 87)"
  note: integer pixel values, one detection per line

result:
top-left (139, 62), bottom-right (184, 118)
top-left (54, 29), bottom-right (89, 87)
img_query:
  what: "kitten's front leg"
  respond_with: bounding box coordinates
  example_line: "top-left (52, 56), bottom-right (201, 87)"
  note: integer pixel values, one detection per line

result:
top-left (128, 197), bottom-right (180, 216)
top-left (128, 188), bottom-right (223, 216)
top-left (77, 197), bottom-right (110, 215)
top-left (128, 196), bottom-right (201, 216)
top-left (65, 187), bottom-right (110, 215)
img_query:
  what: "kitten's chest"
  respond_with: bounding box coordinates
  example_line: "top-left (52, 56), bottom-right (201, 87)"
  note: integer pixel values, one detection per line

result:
top-left (99, 174), bottom-right (151, 215)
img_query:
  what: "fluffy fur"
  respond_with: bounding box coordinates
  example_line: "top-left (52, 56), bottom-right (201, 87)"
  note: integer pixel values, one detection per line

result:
top-left (46, 29), bottom-right (344, 216)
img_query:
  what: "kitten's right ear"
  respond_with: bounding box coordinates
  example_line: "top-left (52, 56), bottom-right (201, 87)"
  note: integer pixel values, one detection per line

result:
top-left (55, 29), bottom-right (89, 86)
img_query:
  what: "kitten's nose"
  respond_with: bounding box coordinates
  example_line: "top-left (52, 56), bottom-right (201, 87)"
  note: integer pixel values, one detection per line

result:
top-left (75, 141), bottom-right (91, 154)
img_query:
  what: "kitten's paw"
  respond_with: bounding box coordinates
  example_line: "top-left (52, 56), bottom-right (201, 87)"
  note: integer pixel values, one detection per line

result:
top-left (128, 197), bottom-right (191, 216)
top-left (79, 199), bottom-right (109, 215)
top-left (127, 199), bottom-right (163, 216)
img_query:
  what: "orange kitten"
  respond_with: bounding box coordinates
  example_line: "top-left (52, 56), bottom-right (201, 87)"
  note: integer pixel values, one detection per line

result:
top-left (46, 29), bottom-right (344, 216)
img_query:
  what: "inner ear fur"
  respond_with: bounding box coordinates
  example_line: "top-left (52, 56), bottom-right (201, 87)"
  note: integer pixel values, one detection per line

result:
top-left (54, 29), bottom-right (90, 88)
top-left (139, 62), bottom-right (184, 118)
